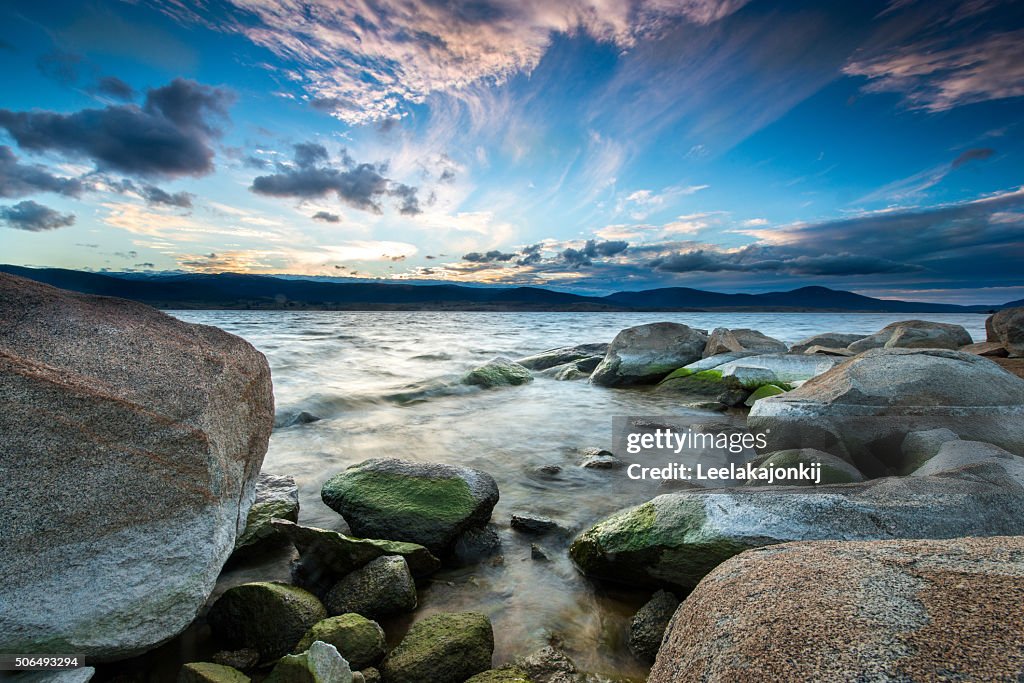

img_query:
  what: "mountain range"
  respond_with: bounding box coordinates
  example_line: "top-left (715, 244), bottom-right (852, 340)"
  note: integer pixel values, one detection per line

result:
top-left (0, 265), bottom-right (1008, 313)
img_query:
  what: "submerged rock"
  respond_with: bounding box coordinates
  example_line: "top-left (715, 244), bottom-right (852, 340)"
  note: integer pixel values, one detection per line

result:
top-left (234, 474), bottom-right (299, 553)
top-left (987, 306), bottom-right (1024, 357)
top-left (451, 525), bottom-right (502, 566)
top-left (628, 590), bottom-right (680, 663)
top-left (541, 356), bottom-right (602, 381)
top-left (749, 348), bottom-right (1024, 475)
top-left (464, 357), bottom-right (533, 388)
top-left (848, 320), bottom-right (972, 352)
top-left (789, 332), bottom-right (864, 354)
top-left (649, 537), bottom-right (1024, 682)
top-left (511, 513), bottom-right (559, 535)
top-left (295, 614), bottom-right (386, 670)
top-left (590, 322), bottom-right (707, 387)
top-left (324, 555), bottom-right (417, 619)
top-left (321, 458), bottom-right (499, 553)
top-left (381, 612), bottom-right (494, 683)
top-left (207, 582), bottom-right (327, 662)
top-left (0, 273), bottom-right (274, 659)
top-left (178, 663), bottom-right (251, 683)
top-left (569, 464), bottom-right (1024, 590)
top-left (265, 641), bottom-right (352, 683)
top-left (516, 343), bottom-right (609, 370)
top-left (703, 328), bottom-right (786, 357)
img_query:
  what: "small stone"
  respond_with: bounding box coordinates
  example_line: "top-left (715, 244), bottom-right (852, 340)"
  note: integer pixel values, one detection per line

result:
top-left (178, 663), bottom-right (251, 683)
top-left (578, 454), bottom-right (622, 469)
top-left (358, 667), bottom-right (381, 683)
top-left (517, 646), bottom-right (577, 683)
top-left (628, 590), bottom-right (680, 662)
top-left (537, 464), bottom-right (562, 476)
top-left (452, 526), bottom-right (502, 566)
top-left (530, 545), bottom-right (550, 562)
top-left (511, 514), bottom-right (558, 534)
top-left (265, 640), bottom-right (352, 683)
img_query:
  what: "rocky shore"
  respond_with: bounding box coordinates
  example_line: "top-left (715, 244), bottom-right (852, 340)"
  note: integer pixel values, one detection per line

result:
top-left (3, 270), bottom-right (1024, 682)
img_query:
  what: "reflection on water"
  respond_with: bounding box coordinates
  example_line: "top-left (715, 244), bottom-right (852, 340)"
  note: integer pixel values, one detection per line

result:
top-left (161, 311), bottom-right (985, 680)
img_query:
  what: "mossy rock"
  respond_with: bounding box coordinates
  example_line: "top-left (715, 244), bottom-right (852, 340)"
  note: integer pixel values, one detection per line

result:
top-left (743, 383), bottom-right (786, 406)
top-left (321, 459), bottom-right (499, 552)
top-left (295, 614), bottom-right (386, 670)
top-left (381, 612), bottom-right (494, 683)
top-left (747, 449), bottom-right (865, 486)
top-left (465, 666), bottom-right (535, 682)
top-left (265, 641), bottom-right (352, 683)
top-left (464, 357), bottom-right (533, 388)
top-left (178, 662), bottom-right (251, 683)
top-left (569, 497), bottom-right (757, 590)
top-left (207, 582), bottom-right (327, 662)
top-left (324, 555), bottom-right (417, 619)
top-left (235, 474), bottom-right (299, 552)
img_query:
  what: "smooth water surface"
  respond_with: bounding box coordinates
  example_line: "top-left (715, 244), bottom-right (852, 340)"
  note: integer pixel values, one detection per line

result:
top-left (166, 311), bottom-right (986, 679)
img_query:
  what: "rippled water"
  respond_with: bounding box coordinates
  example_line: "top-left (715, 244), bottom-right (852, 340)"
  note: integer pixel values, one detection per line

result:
top-left (152, 311), bottom-right (985, 680)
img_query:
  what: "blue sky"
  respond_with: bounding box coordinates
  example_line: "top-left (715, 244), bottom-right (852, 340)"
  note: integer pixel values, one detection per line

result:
top-left (1, 0), bottom-right (1022, 303)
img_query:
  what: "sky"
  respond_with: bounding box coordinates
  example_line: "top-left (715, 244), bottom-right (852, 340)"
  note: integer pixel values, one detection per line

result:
top-left (0, 0), bottom-right (1022, 304)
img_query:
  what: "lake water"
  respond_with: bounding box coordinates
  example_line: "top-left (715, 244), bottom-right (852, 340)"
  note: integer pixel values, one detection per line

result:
top-left (160, 311), bottom-right (986, 681)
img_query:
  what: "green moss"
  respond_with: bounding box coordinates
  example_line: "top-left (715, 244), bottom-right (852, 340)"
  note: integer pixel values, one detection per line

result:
top-left (693, 369), bottom-right (723, 380)
top-left (382, 612), bottom-right (494, 683)
top-left (326, 470), bottom-right (476, 526)
top-left (294, 614), bottom-right (385, 669)
top-left (663, 367), bottom-right (695, 380)
top-left (465, 666), bottom-right (534, 682)
top-left (743, 383), bottom-right (786, 406)
top-left (207, 582), bottom-right (327, 662)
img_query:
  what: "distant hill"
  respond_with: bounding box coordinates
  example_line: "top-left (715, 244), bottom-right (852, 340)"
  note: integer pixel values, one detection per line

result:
top-left (0, 265), bottom-right (1007, 313)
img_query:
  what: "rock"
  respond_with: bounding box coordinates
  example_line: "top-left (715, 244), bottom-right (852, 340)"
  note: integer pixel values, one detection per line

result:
top-left (530, 545), bottom-right (550, 562)
top-left (911, 440), bottom-right (1019, 477)
top-left (265, 640), bottom-right (352, 683)
top-left (649, 536), bottom-right (1024, 682)
top-left (324, 555), bottom-right (417, 619)
top-left (748, 449), bottom-right (865, 486)
top-left (628, 590), bottom-right (680, 663)
top-left (272, 520), bottom-right (440, 590)
top-left (987, 307), bottom-right (1024, 357)
top-left (743, 383), bottom-right (785, 406)
top-left (321, 459), bottom-right (499, 553)
top-left (541, 357), bottom-right (602, 381)
top-left (357, 668), bottom-right (380, 683)
top-left (0, 273), bottom-right (274, 659)
top-left (465, 666), bottom-right (534, 682)
top-left (234, 474), bottom-right (299, 553)
top-left (178, 663), bottom-right (251, 683)
top-left (511, 514), bottom-right (558, 535)
top-left (960, 341), bottom-right (1009, 357)
top-left (803, 345), bottom-right (854, 357)
top-left (789, 332), bottom-right (864, 354)
top-left (275, 410), bottom-right (322, 428)
top-left (211, 649), bottom-right (260, 671)
top-left (899, 428), bottom-right (961, 475)
top-left (295, 614), bottom-right (386, 670)
top-left (381, 612), bottom-right (494, 683)
top-left (207, 582), bottom-right (327, 662)
top-left (749, 348), bottom-right (1024, 475)
top-left (578, 453), bottom-right (622, 469)
top-left (516, 343), bottom-right (609, 370)
top-left (517, 646), bottom-right (577, 683)
top-left (590, 323), bottom-right (707, 387)
top-left (848, 320), bottom-right (972, 352)
top-left (703, 328), bottom-right (786, 357)
top-left (654, 368), bottom-right (748, 406)
top-left (452, 525), bottom-right (502, 566)
top-left (675, 351), bottom-right (760, 372)
top-left (569, 470), bottom-right (1024, 590)
top-left (464, 357), bottom-right (533, 388)
top-left (715, 353), bottom-right (842, 386)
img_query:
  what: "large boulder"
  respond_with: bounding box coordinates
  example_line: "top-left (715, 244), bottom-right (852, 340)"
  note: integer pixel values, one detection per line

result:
top-left (748, 348), bottom-right (1024, 475)
top-left (324, 555), bottom-right (417, 619)
top-left (590, 323), bottom-right (707, 387)
top-left (569, 466), bottom-right (1024, 590)
top-left (789, 332), bottom-right (864, 354)
top-left (703, 328), bottom-right (786, 357)
top-left (207, 582), bottom-right (327, 662)
top-left (848, 320), bottom-right (972, 352)
top-left (714, 353), bottom-right (842, 386)
top-left (516, 343), bottom-right (608, 370)
top-left (649, 537), bottom-right (1024, 682)
top-left (464, 357), bottom-right (533, 388)
top-left (234, 474), bottom-right (299, 553)
top-left (0, 273), bottom-right (274, 659)
top-left (380, 612), bottom-right (494, 683)
top-left (911, 440), bottom-right (1020, 478)
top-left (987, 306), bottom-right (1024, 357)
top-left (321, 459), bottom-right (499, 553)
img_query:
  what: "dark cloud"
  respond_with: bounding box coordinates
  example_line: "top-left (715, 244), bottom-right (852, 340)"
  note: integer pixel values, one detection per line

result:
top-left (439, 168), bottom-right (456, 183)
top-left (1, 200), bottom-right (75, 231)
top-left (94, 76), bottom-right (136, 101)
top-left (516, 243), bottom-right (544, 266)
top-left (135, 262), bottom-right (155, 268)
top-left (114, 179), bottom-right (193, 208)
top-left (649, 246), bottom-right (917, 275)
top-left (37, 51), bottom-right (83, 86)
top-left (952, 147), bottom-right (995, 169)
top-left (312, 211), bottom-right (341, 223)
top-left (0, 146), bottom-right (83, 198)
top-left (561, 239), bottom-right (629, 267)
top-left (243, 155), bottom-right (270, 169)
top-left (0, 78), bottom-right (234, 178)
top-left (463, 250), bottom-right (517, 262)
top-left (250, 142), bottom-right (421, 215)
